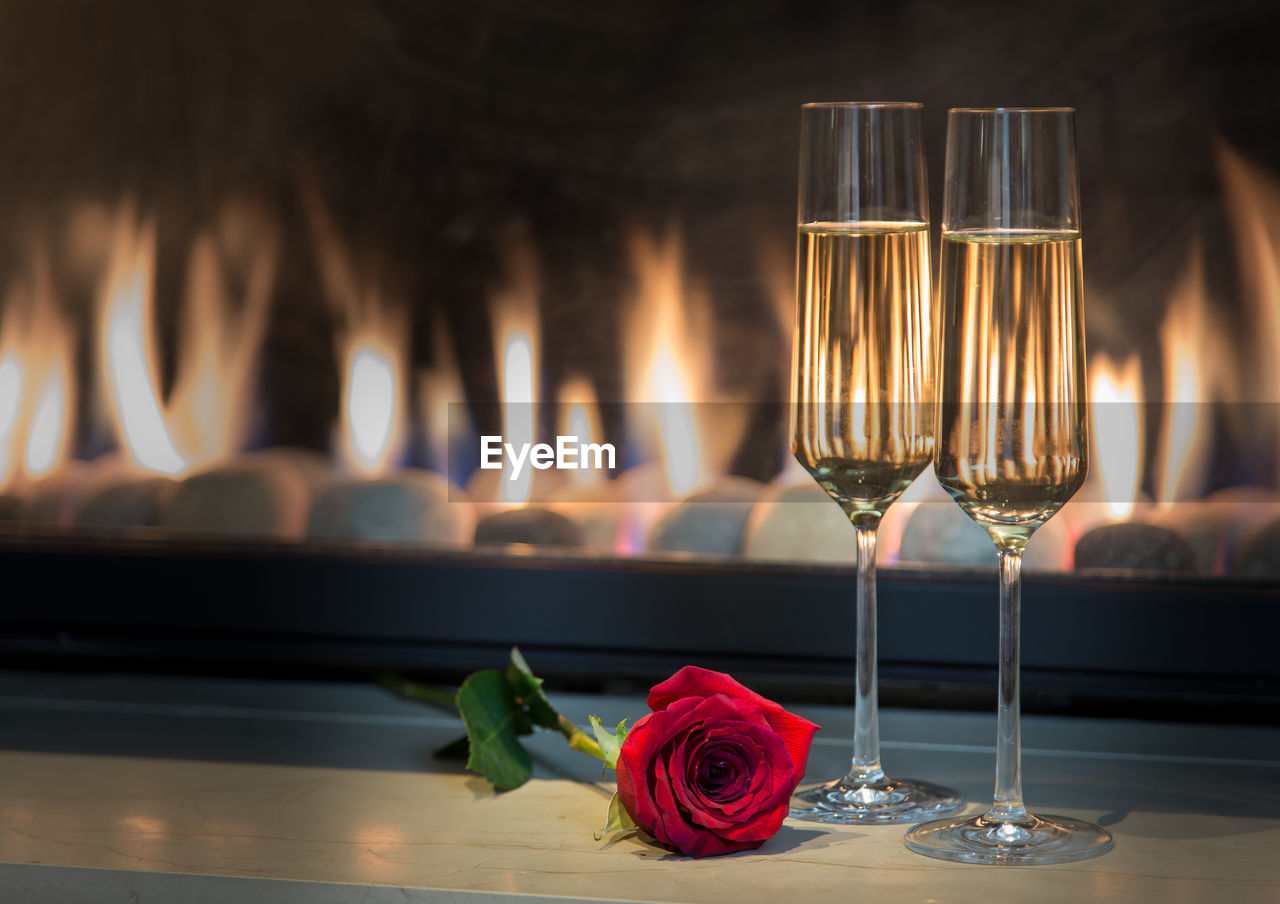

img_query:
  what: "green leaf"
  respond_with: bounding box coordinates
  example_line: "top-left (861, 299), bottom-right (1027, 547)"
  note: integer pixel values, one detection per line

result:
top-left (433, 734), bottom-right (470, 760)
top-left (456, 670), bottom-right (532, 790)
top-left (594, 792), bottom-right (638, 842)
top-left (505, 646), bottom-right (561, 730)
top-left (588, 715), bottom-right (630, 771)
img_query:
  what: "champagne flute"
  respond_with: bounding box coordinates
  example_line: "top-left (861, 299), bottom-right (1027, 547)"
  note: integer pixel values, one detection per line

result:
top-left (904, 107), bottom-right (1114, 863)
top-left (789, 102), bottom-right (962, 824)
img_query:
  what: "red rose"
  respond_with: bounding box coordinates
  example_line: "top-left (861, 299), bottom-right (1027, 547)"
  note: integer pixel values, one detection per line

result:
top-left (615, 666), bottom-right (820, 857)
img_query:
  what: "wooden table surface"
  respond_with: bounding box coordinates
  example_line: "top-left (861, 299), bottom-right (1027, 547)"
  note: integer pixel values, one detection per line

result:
top-left (0, 670), bottom-right (1276, 903)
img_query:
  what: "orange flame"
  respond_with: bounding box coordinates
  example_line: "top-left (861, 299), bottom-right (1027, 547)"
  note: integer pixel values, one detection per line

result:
top-left (1216, 141), bottom-right (1280, 516)
top-left (1217, 139), bottom-right (1280, 409)
top-left (623, 228), bottom-right (742, 499)
top-left (557, 375), bottom-right (604, 491)
top-left (1089, 353), bottom-right (1144, 521)
top-left (340, 330), bottom-right (404, 476)
top-left (97, 215), bottom-right (185, 474)
top-left (0, 264), bottom-right (76, 490)
top-left (96, 205), bottom-right (274, 476)
top-left (1153, 242), bottom-right (1230, 508)
top-left (168, 207), bottom-right (276, 469)
top-left (24, 362), bottom-right (72, 480)
top-left (490, 241), bottom-right (540, 506)
top-left (304, 191), bottom-right (407, 478)
top-left (0, 344), bottom-right (19, 486)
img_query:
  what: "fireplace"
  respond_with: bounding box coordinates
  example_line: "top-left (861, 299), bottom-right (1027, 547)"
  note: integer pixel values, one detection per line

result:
top-left (0, 1), bottom-right (1277, 718)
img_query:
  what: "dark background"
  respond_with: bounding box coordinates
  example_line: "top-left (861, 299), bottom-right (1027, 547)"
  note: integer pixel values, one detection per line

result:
top-left (0, 0), bottom-right (1276, 711)
top-left (0, 0), bottom-right (1276, 468)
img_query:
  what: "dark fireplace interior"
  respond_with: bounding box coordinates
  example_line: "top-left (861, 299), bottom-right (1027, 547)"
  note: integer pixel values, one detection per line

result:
top-left (0, 0), bottom-right (1277, 719)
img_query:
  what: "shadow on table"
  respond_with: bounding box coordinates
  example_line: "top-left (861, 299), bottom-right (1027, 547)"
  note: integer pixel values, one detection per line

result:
top-left (624, 824), bottom-right (854, 861)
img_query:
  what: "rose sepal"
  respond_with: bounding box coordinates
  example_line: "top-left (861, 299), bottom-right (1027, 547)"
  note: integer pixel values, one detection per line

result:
top-left (588, 715), bottom-right (630, 771)
top-left (594, 791), bottom-right (640, 843)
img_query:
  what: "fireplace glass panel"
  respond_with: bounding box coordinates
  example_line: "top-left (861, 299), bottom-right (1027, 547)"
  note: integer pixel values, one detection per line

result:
top-left (0, 2), bottom-right (1277, 707)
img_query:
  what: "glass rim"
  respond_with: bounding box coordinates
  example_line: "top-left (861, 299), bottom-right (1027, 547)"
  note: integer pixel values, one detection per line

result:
top-left (801, 101), bottom-right (924, 110)
top-left (948, 106), bottom-right (1075, 114)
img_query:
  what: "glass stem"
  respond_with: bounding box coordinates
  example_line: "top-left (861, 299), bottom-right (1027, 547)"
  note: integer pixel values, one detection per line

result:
top-left (987, 548), bottom-right (1028, 824)
top-left (850, 521), bottom-right (885, 784)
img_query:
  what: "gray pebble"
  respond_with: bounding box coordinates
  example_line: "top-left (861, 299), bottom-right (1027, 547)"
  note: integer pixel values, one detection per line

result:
top-left (0, 494), bottom-right (24, 520)
top-left (1074, 522), bottom-right (1195, 572)
top-left (741, 480), bottom-right (853, 564)
top-left (475, 507), bottom-right (583, 547)
top-left (649, 476), bottom-right (765, 556)
top-left (163, 458), bottom-right (311, 539)
top-left (309, 470), bottom-right (475, 545)
top-left (1235, 519), bottom-right (1280, 576)
top-left (75, 477), bottom-right (176, 529)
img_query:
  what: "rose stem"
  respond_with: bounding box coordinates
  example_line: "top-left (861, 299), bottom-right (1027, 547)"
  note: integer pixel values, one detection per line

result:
top-left (558, 714), bottom-right (605, 760)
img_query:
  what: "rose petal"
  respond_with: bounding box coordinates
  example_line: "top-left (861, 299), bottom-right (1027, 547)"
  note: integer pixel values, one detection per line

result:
top-left (700, 728), bottom-right (791, 825)
top-left (663, 693), bottom-right (773, 740)
top-left (649, 735), bottom-right (708, 855)
top-left (660, 697), bottom-right (794, 824)
top-left (647, 666), bottom-right (819, 783)
top-left (670, 733), bottom-right (760, 830)
top-left (699, 726), bottom-right (788, 819)
top-left (647, 666), bottom-right (752, 712)
top-left (720, 798), bottom-right (788, 845)
top-left (690, 741), bottom-right (751, 801)
top-left (659, 694), bottom-right (709, 725)
top-left (759, 706), bottom-right (820, 784)
top-left (666, 728), bottom-right (704, 819)
top-left (668, 720), bottom-right (791, 832)
top-left (656, 754), bottom-right (767, 861)
top-left (615, 710), bottom-right (666, 836)
top-left (662, 701), bottom-right (768, 813)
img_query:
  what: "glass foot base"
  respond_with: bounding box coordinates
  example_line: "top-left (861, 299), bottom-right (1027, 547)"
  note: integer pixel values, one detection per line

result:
top-left (789, 775), bottom-right (963, 825)
top-left (905, 811), bottom-right (1114, 864)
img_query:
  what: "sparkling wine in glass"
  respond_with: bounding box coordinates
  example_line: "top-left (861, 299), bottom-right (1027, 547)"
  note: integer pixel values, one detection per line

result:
top-left (788, 102), bottom-right (962, 824)
top-left (904, 107), bottom-right (1114, 864)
